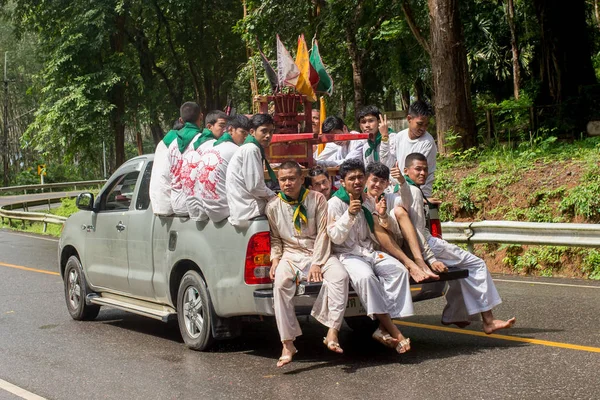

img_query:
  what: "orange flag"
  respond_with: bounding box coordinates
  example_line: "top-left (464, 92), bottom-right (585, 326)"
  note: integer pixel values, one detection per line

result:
top-left (294, 34), bottom-right (317, 102)
top-left (317, 97), bottom-right (326, 154)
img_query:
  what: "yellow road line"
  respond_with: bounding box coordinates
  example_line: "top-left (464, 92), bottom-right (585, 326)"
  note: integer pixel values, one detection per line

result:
top-left (410, 287), bottom-right (420, 292)
top-left (393, 320), bottom-right (600, 353)
top-left (0, 261), bottom-right (60, 276)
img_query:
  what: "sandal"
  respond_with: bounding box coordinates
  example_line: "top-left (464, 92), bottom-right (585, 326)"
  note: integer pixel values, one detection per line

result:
top-left (372, 328), bottom-right (398, 349)
top-left (396, 338), bottom-right (411, 354)
top-left (323, 337), bottom-right (343, 354)
top-left (276, 349), bottom-right (298, 367)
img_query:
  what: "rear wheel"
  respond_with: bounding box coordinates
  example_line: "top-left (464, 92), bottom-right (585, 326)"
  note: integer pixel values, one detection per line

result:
top-left (176, 270), bottom-right (214, 351)
top-left (64, 255), bottom-right (100, 320)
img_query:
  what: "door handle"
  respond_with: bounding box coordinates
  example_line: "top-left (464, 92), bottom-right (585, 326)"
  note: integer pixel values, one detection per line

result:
top-left (116, 221), bottom-right (126, 232)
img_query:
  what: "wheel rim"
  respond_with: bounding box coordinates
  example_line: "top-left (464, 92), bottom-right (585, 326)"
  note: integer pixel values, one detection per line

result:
top-left (183, 286), bottom-right (204, 339)
top-left (67, 268), bottom-right (82, 310)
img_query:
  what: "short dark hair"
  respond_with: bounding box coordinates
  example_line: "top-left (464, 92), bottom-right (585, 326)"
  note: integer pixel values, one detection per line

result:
top-left (180, 102), bottom-right (202, 123)
top-left (226, 114), bottom-right (251, 131)
top-left (366, 162), bottom-right (390, 180)
top-left (405, 152), bottom-right (428, 167)
top-left (205, 110), bottom-right (228, 126)
top-left (322, 116), bottom-right (345, 133)
top-left (357, 105), bottom-right (381, 122)
top-left (339, 159), bottom-right (365, 179)
top-left (408, 100), bottom-right (433, 118)
top-left (251, 113), bottom-right (274, 130)
top-left (278, 160), bottom-right (302, 176)
top-left (308, 165), bottom-right (329, 178)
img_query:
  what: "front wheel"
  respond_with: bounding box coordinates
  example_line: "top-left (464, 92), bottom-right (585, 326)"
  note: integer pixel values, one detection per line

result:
top-left (63, 255), bottom-right (100, 321)
top-left (176, 270), bottom-right (214, 351)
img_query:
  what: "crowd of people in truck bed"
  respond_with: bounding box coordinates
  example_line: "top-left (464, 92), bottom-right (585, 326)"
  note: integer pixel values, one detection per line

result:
top-left (149, 100), bottom-right (515, 367)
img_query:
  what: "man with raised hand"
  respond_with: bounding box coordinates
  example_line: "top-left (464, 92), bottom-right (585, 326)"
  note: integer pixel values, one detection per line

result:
top-left (364, 161), bottom-right (440, 282)
top-left (226, 113), bottom-right (277, 228)
top-left (393, 100), bottom-right (437, 199)
top-left (267, 161), bottom-right (349, 367)
top-left (186, 114), bottom-right (251, 222)
top-left (150, 102), bottom-right (203, 216)
top-left (359, 106), bottom-right (396, 169)
top-left (327, 158), bottom-right (413, 354)
top-left (403, 152), bottom-right (516, 334)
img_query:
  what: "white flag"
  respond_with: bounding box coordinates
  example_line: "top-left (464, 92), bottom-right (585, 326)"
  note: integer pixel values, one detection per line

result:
top-left (276, 35), bottom-right (299, 88)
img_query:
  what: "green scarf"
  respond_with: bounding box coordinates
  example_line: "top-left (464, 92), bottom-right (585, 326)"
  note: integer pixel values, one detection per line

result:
top-left (244, 135), bottom-right (277, 182)
top-left (213, 132), bottom-right (235, 147)
top-left (332, 186), bottom-right (374, 233)
top-left (192, 128), bottom-right (217, 150)
top-left (364, 132), bottom-right (381, 162)
top-left (278, 187), bottom-right (309, 233)
top-left (163, 122), bottom-right (201, 153)
top-left (404, 174), bottom-right (432, 207)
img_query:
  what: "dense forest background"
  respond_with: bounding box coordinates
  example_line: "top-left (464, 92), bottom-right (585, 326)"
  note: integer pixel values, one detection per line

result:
top-left (1, 0), bottom-right (600, 184)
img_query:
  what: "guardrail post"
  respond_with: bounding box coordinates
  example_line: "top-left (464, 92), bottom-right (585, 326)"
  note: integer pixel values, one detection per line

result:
top-left (43, 222), bottom-right (47, 233)
top-left (467, 242), bottom-right (474, 253)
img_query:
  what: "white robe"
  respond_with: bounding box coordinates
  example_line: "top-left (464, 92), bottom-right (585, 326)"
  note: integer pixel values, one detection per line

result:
top-left (149, 141), bottom-right (173, 215)
top-left (393, 129), bottom-right (437, 198)
top-left (226, 143), bottom-right (275, 228)
top-left (313, 143), bottom-right (343, 167)
top-left (266, 191), bottom-right (349, 341)
top-left (327, 196), bottom-right (414, 319)
top-left (362, 132), bottom-right (397, 169)
top-left (399, 184), bottom-right (502, 321)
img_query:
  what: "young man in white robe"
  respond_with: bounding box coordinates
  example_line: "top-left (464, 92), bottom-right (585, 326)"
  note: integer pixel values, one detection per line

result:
top-left (393, 101), bottom-right (437, 199)
top-left (364, 162), bottom-right (441, 282)
top-left (149, 102), bottom-right (203, 216)
top-left (313, 116), bottom-right (364, 167)
top-left (359, 106), bottom-right (396, 170)
top-left (267, 161), bottom-right (349, 367)
top-left (226, 113), bottom-right (277, 228)
top-left (186, 114), bottom-right (251, 221)
top-left (402, 152), bottom-right (516, 334)
top-left (327, 159), bottom-right (413, 354)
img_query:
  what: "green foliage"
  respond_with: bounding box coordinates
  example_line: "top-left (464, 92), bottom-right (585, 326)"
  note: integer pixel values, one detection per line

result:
top-left (582, 250), bottom-right (600, 280)
top-left (559, 164), bottom-right (600, 221)
top-left (502, 245), bottom-right (569, 276)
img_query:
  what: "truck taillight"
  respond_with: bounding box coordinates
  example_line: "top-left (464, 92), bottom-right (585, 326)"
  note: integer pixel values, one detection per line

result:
top-left (245, 232), bottom-right (272, 285)
top-left (430, 218), bottom-right (443, 238)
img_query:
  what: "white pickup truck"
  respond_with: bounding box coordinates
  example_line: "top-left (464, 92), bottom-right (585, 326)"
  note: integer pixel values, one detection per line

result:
top-left (59, 154), bottom-right (467, 351)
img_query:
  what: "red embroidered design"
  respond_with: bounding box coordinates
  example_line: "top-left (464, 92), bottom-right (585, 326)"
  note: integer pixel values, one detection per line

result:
top-left (197, 149), bottom-right (223, 200)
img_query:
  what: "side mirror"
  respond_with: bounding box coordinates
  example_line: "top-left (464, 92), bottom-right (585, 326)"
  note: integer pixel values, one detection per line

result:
top-left (76, 192), bottom-right (95, 211)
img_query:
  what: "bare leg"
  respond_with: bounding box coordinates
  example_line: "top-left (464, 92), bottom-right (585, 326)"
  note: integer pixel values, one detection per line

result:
top-left (394, 207), bottom-right (438, 280)
top-left (277, 340), bottom-right (297, 367)
top-left (481, 311), bottom-right (516, 334)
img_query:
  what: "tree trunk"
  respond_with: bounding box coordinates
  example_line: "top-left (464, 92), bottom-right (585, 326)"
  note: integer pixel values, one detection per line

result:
top-left (595, 0), bottom-right (600, 29)
top-left (506, 0), bottom-right (521, 100)
top-left (427, 0), bottom-right (476, 153)
top-left (346, 37), bottom-right (365, 115)
top-left (414, 77), bottom-right (425, 101)
top-left (383, 87), bottom-right (396, 111)
top-left (532, 0), bottom-right (597, 103)
top-left (109, 11), bottom-right (127, 167)
top-left (401, 88), bottom-right (410, 110)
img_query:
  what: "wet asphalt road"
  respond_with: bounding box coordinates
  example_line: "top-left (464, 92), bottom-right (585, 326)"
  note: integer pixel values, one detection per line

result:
top-left (0, 229), bottom-right (599, 400)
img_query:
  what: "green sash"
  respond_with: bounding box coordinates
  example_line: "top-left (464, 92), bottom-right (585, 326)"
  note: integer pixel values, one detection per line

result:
top-left (364, 132), bottom-right (381, 162)
top-left (192, 128), bottom-right (217, 150)
top-left (244, 135), bottom-right (277, 182)
top-left (214, 132), bottom-right (235, 146)
top-left (278, 187), bottom-right (309, 233)
top-left (163, 122), bottom-right (201, 153)
top-left (404, 174), bottom-right (432, 207)
top-left (332, 186), bottom-right (374, 233)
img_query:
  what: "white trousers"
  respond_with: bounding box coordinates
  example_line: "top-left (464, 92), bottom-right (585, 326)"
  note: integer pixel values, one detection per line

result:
top-left (427, 236), bottom-right (502, 321)
top-left (340, 252), bottom-right (414, 320)
top-left (273, 254), bottom-right (349, 342)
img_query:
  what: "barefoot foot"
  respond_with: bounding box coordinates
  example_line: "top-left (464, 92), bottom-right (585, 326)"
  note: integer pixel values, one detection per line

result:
top-left (483, 317), bottom-right (516, 334)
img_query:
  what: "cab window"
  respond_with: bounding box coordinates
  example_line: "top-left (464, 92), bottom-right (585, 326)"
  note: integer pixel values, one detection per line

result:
top-left (135, 161), bottom-right (153, 210)
top-left (99, 171), bottom-right (140, 211)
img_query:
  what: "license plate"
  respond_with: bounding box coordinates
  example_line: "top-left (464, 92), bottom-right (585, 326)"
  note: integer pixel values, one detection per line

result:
top-left (344, 295), bottom-right (366, 317)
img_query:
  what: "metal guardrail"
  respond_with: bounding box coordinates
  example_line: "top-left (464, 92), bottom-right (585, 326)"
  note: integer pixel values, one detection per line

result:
top-left (0, 195), bottom-right (75, 233)
top-left (441, 221), bottom-right (600, 249)
top-left (0, 180), bottom-right (106, 195)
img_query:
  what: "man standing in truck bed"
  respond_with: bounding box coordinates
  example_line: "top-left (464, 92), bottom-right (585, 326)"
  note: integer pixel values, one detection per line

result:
top-left (267, 161), bottom-right (349, 367)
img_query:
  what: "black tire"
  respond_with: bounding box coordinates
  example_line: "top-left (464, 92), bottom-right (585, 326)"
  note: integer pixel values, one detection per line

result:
top-left (345, 315), bottom-right (379, 335)
top-left (64, 255), bottom-right (100, 321)
top-left (176, 270), bottom-right (214, 351)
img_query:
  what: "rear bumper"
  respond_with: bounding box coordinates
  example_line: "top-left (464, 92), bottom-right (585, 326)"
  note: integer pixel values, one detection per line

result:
top-left (253, 267), bottom-right (469, 316)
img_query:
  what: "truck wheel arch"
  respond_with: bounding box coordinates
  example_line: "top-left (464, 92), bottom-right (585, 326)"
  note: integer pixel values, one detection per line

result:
top-left (60, 246), bottom-right (80, 278)
top-left (169, 260), bottom-right (206, 309)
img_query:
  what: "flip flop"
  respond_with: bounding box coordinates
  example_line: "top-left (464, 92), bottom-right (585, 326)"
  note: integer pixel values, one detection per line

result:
top-left (396, 338), bottom-right (411, 354)
top-left (372, 328), bottom-right (398, 349)
top-left (276, 349), bottom-right (298, 367)
top-left (323, 337), bottom-right (344, 354)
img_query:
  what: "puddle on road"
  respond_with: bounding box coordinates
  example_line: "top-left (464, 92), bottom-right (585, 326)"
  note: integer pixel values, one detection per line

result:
top-left (39, 324), bottom-right (59, 329)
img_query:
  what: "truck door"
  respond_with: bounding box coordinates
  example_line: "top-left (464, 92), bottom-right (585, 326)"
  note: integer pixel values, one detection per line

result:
top-left (126, 160), bottom-right (157, 300)
top-left (84, 164), bottom-right (141, 293)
